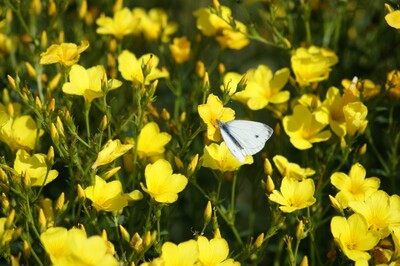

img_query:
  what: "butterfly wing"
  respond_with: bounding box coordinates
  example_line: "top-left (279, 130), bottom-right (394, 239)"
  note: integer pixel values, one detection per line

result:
top-left (219, 122), bottom-right (246, 162)
top-left (223, 120), bottom-right (273, 156)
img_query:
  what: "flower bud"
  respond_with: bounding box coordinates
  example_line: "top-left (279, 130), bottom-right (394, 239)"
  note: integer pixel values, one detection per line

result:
top-left (99, 115), bottom-right (108, 131)
top-left (188, 154), bottom-right (199, 176)
top-left (264, 158), bottom-right (273, 176)
top-left (143, 231), bottom-right (152, 248)
top-left (47, 98), bottom-right (56, 113)
top-left (266, 175), bottom-right (275, 193)
top-left (23, 240), bottom-right (31, 259)
top-left (25, 62), bottom-right (37, 78)
top-left (204, 201), bottom-right (212, 225)
top-left (119, 225), bottom-right (130, 243)
top-left (7, 75), bottom-right (17, 90)
top-left (5, 209), bottom-right (15, 229)
top-left (254, 233), bottom-right (264, 248)
top-left (130, 232), bottom-right (143, 252)
top-left (77, 184), bottom-right (85, 199)
top-left (2, 89), bottom-right (10, 105)
top-left (50, 123), bottom-right (59, 143)
top-left (38, 208), bottom-right (47, 232)
top-left (55, 192), bottom-right (65, 212)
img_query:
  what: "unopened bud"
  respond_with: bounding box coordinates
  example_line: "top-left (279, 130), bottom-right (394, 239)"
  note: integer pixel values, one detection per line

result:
top-left (143, 231), bottom-right (152, 247)
top-left (204, 201), bottom-right (212, 225)
top-left (7, 75), bottom-right (17, 90)
top-left (100, 115), bottom-right (108, 131)
top-left (218, 63), bottom-right (225, 75)
top-left (1, 193), bottom-right (10, 213)
top-left (188, 154), bottom-right (199, 176)
top-left (264, 158), bottom-right (273, 176)
top-left (38, 208), bottom-right (47, 232)
top-left (5, 209), bottom-right (15, 229)
top-left (79, 0), bottom-right (87, 19)
top-left (77, 184), bottom-right (85, 199)
top-left (56, 116), bottom-right (65, 138)
top-left (296, 220), bottom-right (305, 240)
top-left (329, 195), bottom-right (343, 214)
top-left (50, 123), bottom-right (59, 143)
top-left (47, 98), bottom-right (55, 112)
top-left (48, 73), bottom-right (62, 91)
top-left (214, 228), bottom-right (221, 239)
top-left (213, 0), bottom-right (221, 9)
top-left (174, 156), bottom-right (184, 170)
top-left (195, 61), bottom-right (205, 78)
top-left (55, 192), bottom-right (65, 212)
top-left (119, 225), bottom-right (130, 243)
top-left (25, 62), bottom-right (37, 78)
top-left (2, 89), bottom-right (10, 105)
top-left (236, 73), bottom-right (248, 92)
top-left (266, 175), bottom-right (275, 193)
top-left (254, 233), bottom-right (264, 248)
top-left (161, 108), bottom-right (170, 121)
top-left (40, 31), bottom-right (48, 50)
top-left (359, 143), bottom-right (367, 155)
top-left (23, 240), bottom-right (31, 259)
top-left (299, 255), bottom-right (309, 266)
top-left (22, 172), bottom-right (31, 189)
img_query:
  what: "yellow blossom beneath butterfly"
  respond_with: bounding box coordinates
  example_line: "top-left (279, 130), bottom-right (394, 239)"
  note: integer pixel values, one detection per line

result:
top-left (92, 139), bottom-right (133, 170)
top-left (194, 5), bottom-right (249, 50)
top-left (231, 66), bottom-right (290, 110)
top-left (291, 45), bottom-right (338, 87)
top-left (282, 104), bottom-right (331, 150)
top-left (118, 50), bottom-right (169, 86)
top-left (330, 214), bottom-right (380, 263)
top-left (96, 7), bottom-right (140, 39)
top-left (198, 94), bottom-right (235, 142)
top-left (62, 64), bottom-right (122, 102)
top-left (40, 227), bottom-right (119, 266)
top-left (141, 159), bottom-right (188, 204)
top-left (13, 149), bottom-right (59, 186)
top-left (84, 175), bottom-right (128, 212)
top-left (202, 142), bottom-right (253, 172)
top-left (40, 41), bottom-right (89, 67)
top-left (330, 163), bottom-right (380, 208)
top-left (272, 155), bottom-right (315, 180)
top-left (0, 114), bottom-right (43, 151)
top-left (269, 176), bottom-right (316, 213)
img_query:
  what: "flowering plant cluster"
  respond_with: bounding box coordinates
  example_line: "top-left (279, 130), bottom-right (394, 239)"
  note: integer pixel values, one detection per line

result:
top-left (0, 0), bottom-right (400, 265)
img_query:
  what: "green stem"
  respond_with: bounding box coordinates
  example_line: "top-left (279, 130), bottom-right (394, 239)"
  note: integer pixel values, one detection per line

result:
top-left (84, 101), bottom-right (92, 143)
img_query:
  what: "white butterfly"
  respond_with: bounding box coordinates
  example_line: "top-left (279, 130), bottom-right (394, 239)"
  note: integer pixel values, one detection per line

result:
top-left (217, 120), bottom-right (273, 163)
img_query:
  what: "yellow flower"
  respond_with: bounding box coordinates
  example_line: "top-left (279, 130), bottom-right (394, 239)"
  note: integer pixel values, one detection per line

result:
top-left (282, 104), bottom-right (331, 150)
top-left (91, 139), bottom-right (133, 170)
top-left (232, 66), bottom-right (290, 110)
top-left (141, 159), bottom-right (188, 203)
top-left (14, 149), bottom-right (59, 187)
top-left (331, 214), bottom-right (380, 263)
top-left (169, 36), bottom-right (191, 64)
top-left (272, 155), bottom-right (315, 180)
top-left (133, 8), bottom-right (178, 42)
top-left (0, 115), bottom-right (43, 151)
top-left (40, 227), bottom-right (119, 266)
top-left (386, 70), bottom-right (400, 99)
top-left (160, 240), bottom-right (198, 265)
top-left (269, 176), bottom-right (316, 213)
top-left (343, 102), bottom-right (368, 137)
top-left (322, 87), bottom-right (346, 137)
top-left (385, 10), bottom-right (400, 29)
top-left (330, 163), bottom-right (380, 208)
top-left (198, 94), bottom-right (235, 142)
top-left (194, 6), bottom-right (249, 50)
top-left (40, 40), bottom-right (89, 67)
top-left (197, 236), bottom-right (240, 266)
top-left (137, 122), bottom-right (171, 159)
top-left (62, 64), bottom-right (122, 102)
top-left (118, 50), bottom-right (169, 86)
top-left (349, 190), bottom-right (400, 238)
top-left (291, 45), bottom-right (338, 87)
top-left (202, 142), bottom-right (253, 172)
top-left (96, 7), bottom-right (140, 39)
top-left (84, 175), bottom-right (128, 212)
